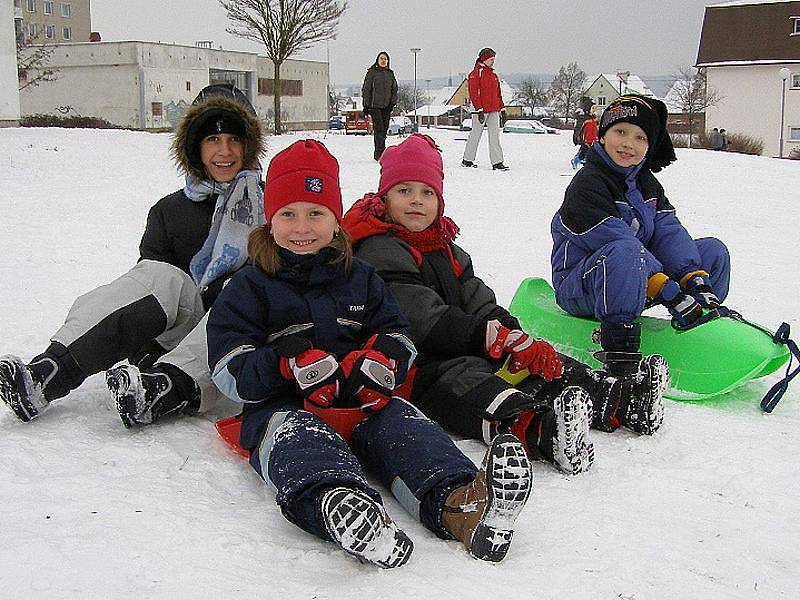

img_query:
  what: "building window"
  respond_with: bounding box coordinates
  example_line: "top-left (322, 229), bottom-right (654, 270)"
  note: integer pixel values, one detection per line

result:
top-left (14, 0), bottom-right (22, 9)
top-left (62, 26), bottom-right (71, 40)
top-left (186, 81), bottom-right (192, 92)
top-left (43, 0), bottom-right (52, 14)
top-left (792, 18), bottom-right (800, 35)
top-left (152, 102), bottom-right (163, 117)
top-left (27, 22), bottom-right (36, 37)
top-left (61, 2), bottom-right (70, 17)
top-left (26, 0), bottom-right (35, 12)
top-left (258, 78), bottom-right (303, 96)
top-left (45, 24), bottom-right (55, 38)
top-left (597, 96), bottom-right (606, 106)
top-left (789, 127), bottom-right (800, 141)
top-left (792, 73), bottom-right (800, 89)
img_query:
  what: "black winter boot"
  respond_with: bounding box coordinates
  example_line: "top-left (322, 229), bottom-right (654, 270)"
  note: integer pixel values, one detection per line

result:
top-left (319, 487), bottom-right (414, 568)
top-left (591, 355), bottom-right (669, 435)
top-left (0, 355), bottom-right (50, 421)
top-left (510, 387), bottom-right (595, 475)
top-left (0, 343), bottom-right (83, 421)
top-left (106, 363), bottom-right (200, 428)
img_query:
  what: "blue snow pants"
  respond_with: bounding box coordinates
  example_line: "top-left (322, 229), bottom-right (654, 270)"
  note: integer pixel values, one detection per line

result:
top-left (555, 236), bottom-right (730, 323)
top-left (243, 397), bottom-right (478, 541)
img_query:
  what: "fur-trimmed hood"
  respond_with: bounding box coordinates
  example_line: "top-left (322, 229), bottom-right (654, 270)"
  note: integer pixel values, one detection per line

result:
top-left (171, 94), bottom-right (266, 181)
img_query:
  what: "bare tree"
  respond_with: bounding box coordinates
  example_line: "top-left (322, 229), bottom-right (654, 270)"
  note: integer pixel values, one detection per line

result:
top-left (548, 62), bottom-right (587, 123)
top-left (396, 83), bottom-right (425, 114)
top-left (17, 37), bottom-right (58, 91)
top-left (219, 0), bottom-right (348, 134)
top-left (514, 76), bottom-right (548, 117)
top-left (667, 67), bottom-right (722, 148)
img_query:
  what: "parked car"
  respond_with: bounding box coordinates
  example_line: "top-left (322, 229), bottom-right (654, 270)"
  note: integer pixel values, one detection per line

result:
top-left (328, 115), bottom-right (345, 130)
top-left (343, 110), bottom-right (373, 135)
top-left (388, 116), bottom-right (414, 135)
top-left (532, 119), bottom-right (559, 134)
top-left (502, 119), bottom-right (549, 134)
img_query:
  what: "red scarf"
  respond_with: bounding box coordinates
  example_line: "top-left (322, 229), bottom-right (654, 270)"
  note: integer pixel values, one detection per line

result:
top-left (343, 194), bottom-right (463, 276)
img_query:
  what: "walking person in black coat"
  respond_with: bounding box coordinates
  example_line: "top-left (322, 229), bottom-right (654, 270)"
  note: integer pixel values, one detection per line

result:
top-left (362, 51), bottom-right (398, 161)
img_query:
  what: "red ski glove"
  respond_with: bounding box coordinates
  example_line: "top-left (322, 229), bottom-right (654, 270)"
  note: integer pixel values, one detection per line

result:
top-left (276, 337), bottom-right (342, 407)
top-left (484, 320), bottom-right (562, 380)
top-left (339, 348), bottom-right (397, 413)
top-left (509, 339), bottom-right (563, 381)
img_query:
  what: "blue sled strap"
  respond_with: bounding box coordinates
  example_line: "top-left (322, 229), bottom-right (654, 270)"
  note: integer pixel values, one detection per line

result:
top-left (759, 322), bottom-right (800, 413)
top-left (705, 308), bottom-right (799, 413)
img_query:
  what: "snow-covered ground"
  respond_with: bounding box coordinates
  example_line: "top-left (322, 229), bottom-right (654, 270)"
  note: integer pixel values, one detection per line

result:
top-left (1, 127), bottom-right (798, 599)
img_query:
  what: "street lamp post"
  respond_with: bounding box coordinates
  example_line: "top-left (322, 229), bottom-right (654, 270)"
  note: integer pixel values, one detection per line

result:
top-left (425, 79), bottom-right (431, 128)
top-left (779, 67), bottom-right (791, 158)
top-left (410, 47), bottom-right (421, 131)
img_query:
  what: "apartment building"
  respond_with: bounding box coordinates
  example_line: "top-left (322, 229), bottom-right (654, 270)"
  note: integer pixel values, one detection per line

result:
top-left (14, 0), bottom-right (91, 44)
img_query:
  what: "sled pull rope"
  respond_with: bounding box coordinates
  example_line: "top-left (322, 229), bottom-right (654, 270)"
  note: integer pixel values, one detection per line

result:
top-left (760, 322), bottom-right (800, 413)
top-left (721, 309), bottom-right (798, 412)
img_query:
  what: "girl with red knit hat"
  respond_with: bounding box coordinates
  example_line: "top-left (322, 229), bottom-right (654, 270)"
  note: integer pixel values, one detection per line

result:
top-left (343, 133), bottom-right (617, 476)
top-left (206, 139), bottom-right (532, 568)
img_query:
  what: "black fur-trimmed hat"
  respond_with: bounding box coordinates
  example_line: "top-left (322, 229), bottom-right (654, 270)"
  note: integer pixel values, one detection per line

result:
top-left (598, 94), bottom-right (676, 172)
top-left (172, 83), bottom-right (266, 181)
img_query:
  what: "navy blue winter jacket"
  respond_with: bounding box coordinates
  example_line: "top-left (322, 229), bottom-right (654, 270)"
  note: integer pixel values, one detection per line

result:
top-left (207, 247), bottom-right (415, 406)
top-left (551, 144), bottom-right (702, 291)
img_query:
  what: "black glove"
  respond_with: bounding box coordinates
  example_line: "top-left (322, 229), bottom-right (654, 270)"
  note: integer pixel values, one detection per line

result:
top-left (684, 273), bottom-right (720, 309)
top-left (476, 112), bottom-right (486, 125)
top-left (657, 279), bottom-right (703, 329)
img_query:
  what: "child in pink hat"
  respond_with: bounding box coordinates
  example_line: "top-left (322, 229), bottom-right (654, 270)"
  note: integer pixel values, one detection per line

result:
top-left (344, 134), bottom-right (666, 477)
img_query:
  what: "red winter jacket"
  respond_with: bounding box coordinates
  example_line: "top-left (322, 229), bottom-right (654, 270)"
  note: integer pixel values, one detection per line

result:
top-left (582, 118), bottom-right (598, 146)
top-left (467, 62), bottom-right (504, 113)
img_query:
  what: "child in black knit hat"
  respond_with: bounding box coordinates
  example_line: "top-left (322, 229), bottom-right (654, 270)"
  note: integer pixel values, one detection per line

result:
top-left (550, 94), bottom-right (731, 431)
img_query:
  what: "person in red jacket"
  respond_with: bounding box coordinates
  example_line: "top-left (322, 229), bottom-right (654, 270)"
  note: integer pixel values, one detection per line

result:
top-left (571, 106), bottom-right (598, 169)
top-left (461, 48), bottom-right (508, 171)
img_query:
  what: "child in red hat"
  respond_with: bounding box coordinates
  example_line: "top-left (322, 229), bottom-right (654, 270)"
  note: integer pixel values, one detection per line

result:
top-left (207, 139), bottom-right (533, 568)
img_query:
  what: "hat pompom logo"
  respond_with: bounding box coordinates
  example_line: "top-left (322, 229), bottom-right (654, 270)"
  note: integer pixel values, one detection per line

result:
top-left (305, 176), bottom-right (324, 193)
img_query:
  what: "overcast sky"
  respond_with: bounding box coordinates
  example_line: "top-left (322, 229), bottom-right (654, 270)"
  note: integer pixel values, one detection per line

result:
top-left (92, 0), bottom-right (716, 85)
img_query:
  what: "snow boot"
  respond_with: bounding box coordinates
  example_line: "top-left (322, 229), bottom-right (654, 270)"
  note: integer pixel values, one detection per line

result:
top-left (512, 387), bottom-right (595, 475)
top-left (461, 159), bottom-right (477, 168)
top-left (591, 355), bottom-right (669, 435)
top-left (106, 363), bottom-right (200, 428)
top-left (442, 433), bottom-right (532, 562)
top-left (492, 162), bottom-right (510, 171)
top-left (0, 355), bottom-right (50, 421)
top-left (319, 487), bottom-right (414, 568)
top-left (619, 355), bottom-right (668, 435)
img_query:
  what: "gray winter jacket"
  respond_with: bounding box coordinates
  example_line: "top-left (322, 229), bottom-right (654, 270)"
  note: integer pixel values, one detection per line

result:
top-left (362, 65), bottom-right (398, 110)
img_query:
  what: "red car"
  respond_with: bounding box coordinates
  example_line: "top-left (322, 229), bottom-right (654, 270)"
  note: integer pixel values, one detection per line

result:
top-left (344, 110), bottom-right (373, 135)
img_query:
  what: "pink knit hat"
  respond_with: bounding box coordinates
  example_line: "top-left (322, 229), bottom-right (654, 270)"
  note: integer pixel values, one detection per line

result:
top-left (377, 134), bottom-right (444, 209)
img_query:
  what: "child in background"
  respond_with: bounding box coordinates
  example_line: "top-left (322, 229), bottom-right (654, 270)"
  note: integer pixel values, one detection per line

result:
top-left (552, 94), bottom-right (729, 401)
top-left (207, 140), bottom-right (532, 568)
top-left (571, 98), bottom-right (597, 169)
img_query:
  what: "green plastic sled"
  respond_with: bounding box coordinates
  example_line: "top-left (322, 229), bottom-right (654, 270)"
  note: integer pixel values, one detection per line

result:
top-left (508, 278), bottom-right (790, 400)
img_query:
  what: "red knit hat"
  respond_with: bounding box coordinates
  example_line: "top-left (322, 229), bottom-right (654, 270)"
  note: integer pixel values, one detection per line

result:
top-left (377, 134), bottom-right (444, 209)
top-left (264, 139), bottom-right (342, 223)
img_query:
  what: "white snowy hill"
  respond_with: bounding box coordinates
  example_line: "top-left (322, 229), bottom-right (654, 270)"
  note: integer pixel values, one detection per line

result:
top-left (1, 126), bottom-right (798, 599)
